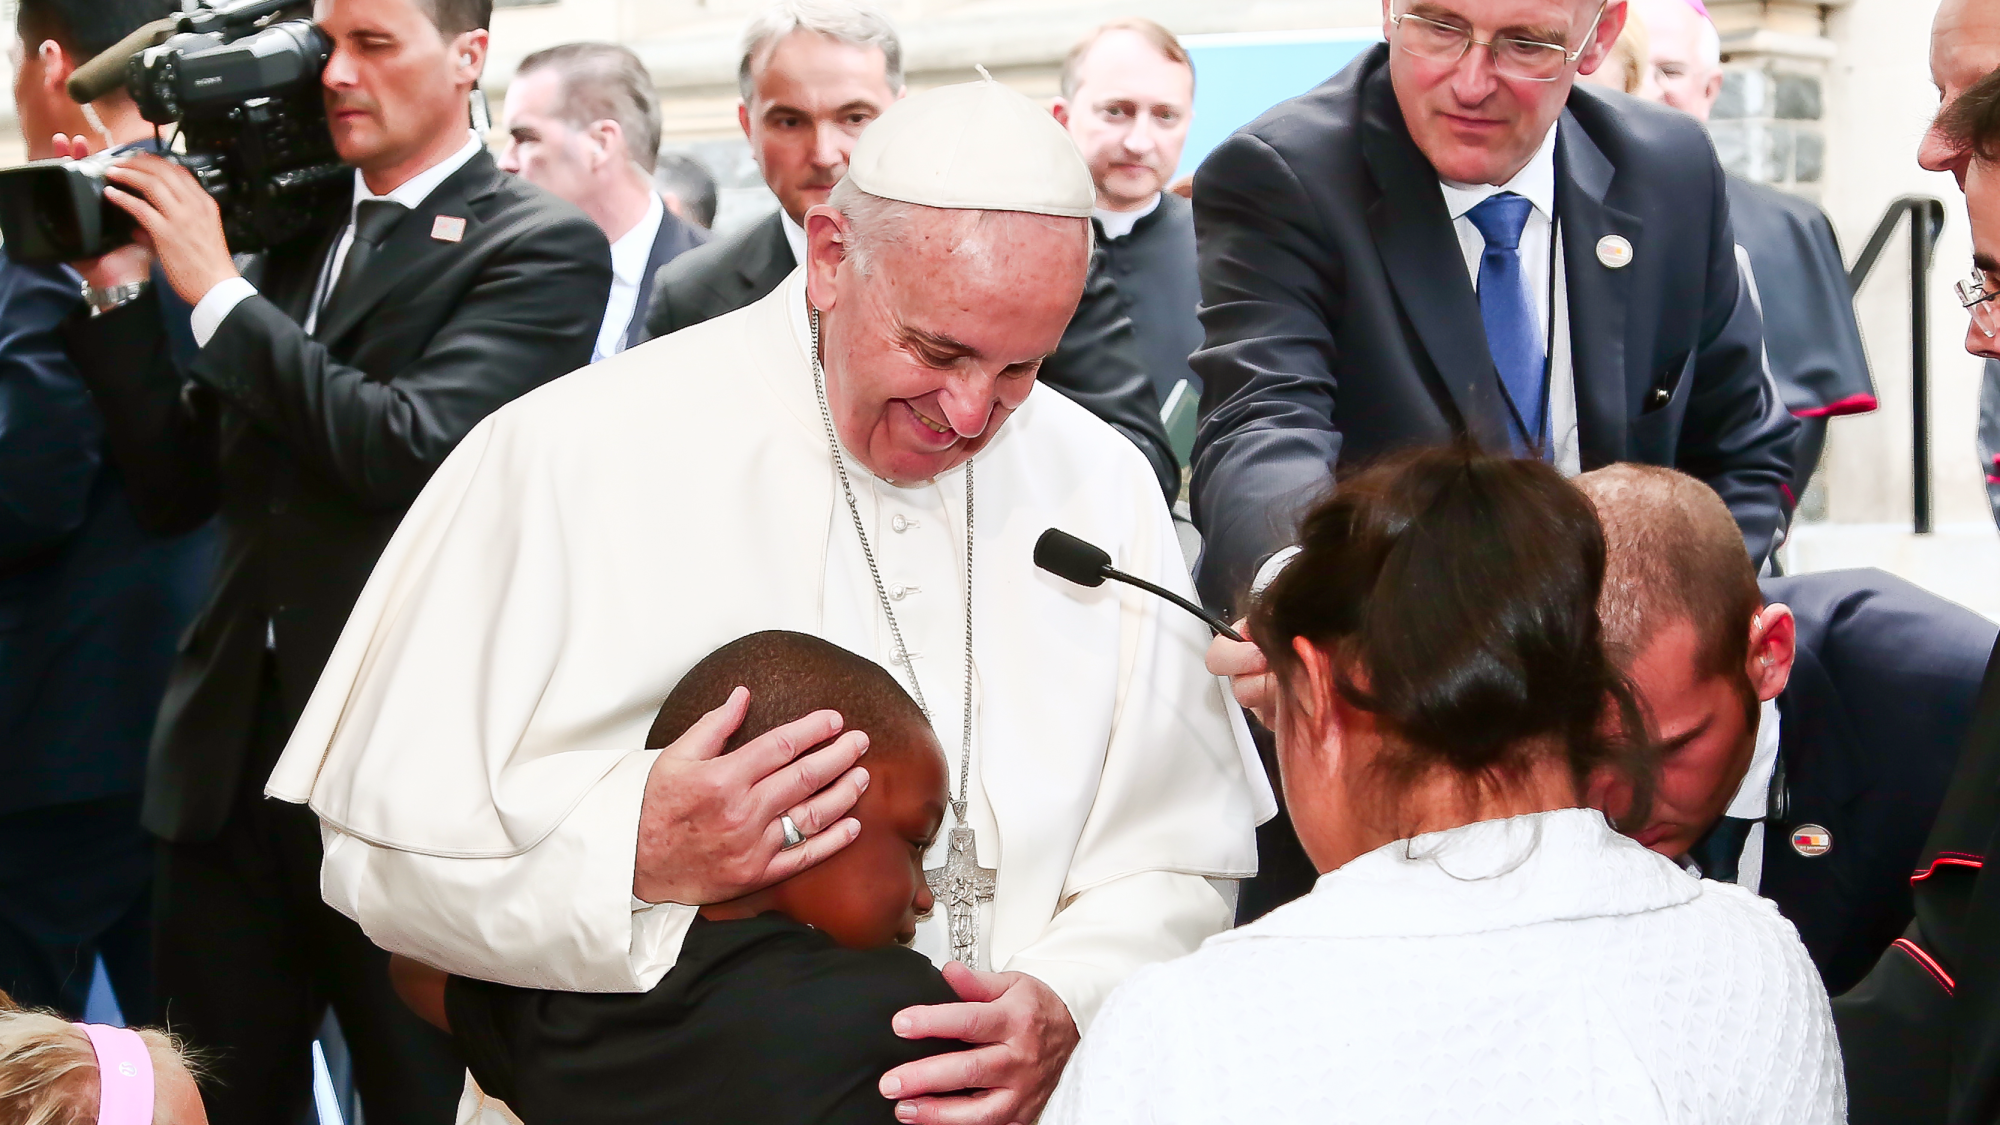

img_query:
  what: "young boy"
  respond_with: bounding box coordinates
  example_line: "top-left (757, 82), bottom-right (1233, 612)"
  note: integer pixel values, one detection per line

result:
top-left (394, 631), bottom-right (961, 1124)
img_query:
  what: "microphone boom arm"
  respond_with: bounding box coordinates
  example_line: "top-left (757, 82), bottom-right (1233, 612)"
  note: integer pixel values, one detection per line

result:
top-left (1099, 566), bottom-right (1245, 642)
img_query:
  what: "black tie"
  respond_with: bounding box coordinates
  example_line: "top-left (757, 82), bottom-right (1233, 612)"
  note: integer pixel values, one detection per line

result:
top-left (1690, 816), bottom-right (1758, 883)
top-left (322, 199), bottom-right (408, 323)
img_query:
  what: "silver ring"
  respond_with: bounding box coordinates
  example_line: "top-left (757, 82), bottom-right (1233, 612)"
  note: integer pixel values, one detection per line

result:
top-left (780, 814), bottom-right (806, 850)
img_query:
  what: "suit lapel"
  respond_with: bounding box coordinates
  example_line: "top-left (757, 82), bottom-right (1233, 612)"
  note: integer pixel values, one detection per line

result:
top-left (1555, 111), bottom-right (1642, 468)
top-left (624, 214), bottom-right (681, 352)
top-left (315, 152), bottom-right (501, 349)
top-left (1359, 66), bottom-right (1510, 452)
top-left (739, 212), bottom-right (794, 300)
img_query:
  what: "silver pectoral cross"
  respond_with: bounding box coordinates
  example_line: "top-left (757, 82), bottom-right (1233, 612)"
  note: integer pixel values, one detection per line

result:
top-left (924, 823), bottom-right (996, 970)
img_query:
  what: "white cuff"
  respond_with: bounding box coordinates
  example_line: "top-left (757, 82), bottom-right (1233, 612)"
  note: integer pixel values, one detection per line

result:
top-left (1250, 546), bottom-right (1301, 598)
top-left (190, 276), bottom-right (258, 347)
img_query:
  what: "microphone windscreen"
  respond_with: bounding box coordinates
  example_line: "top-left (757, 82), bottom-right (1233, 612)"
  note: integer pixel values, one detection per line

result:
top-left (1035, 528), bottom-right (1112, 588)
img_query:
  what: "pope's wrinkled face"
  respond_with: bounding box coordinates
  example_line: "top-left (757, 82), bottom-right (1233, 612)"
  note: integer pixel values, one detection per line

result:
top-left (802, 202), bottom-right (1090, 484)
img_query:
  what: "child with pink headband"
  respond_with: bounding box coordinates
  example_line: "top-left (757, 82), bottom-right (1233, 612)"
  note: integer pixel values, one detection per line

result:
top-left (0, 991), bottom-right (208, 1124)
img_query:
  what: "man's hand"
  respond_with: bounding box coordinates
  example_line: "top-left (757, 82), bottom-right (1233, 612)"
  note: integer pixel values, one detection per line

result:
top-left (50, 134), bottom-right (154, 290)
top-left (1206, 621), bottom-right (1274, 728)
top-left (632, 686), bottom-right (869, 905)
top-left (880, 963), bottom-right (1081, 1125)
top-left (98, 152), bottom-right (239, 306)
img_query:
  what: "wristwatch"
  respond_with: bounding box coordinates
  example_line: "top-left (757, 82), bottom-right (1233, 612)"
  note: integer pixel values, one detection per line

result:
top-left (83, 280), bottom-right (149, 317)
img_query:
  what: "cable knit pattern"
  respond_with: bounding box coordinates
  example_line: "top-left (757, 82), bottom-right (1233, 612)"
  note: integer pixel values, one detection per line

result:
top-left (1043, 808), bottom-right (1843, 1124)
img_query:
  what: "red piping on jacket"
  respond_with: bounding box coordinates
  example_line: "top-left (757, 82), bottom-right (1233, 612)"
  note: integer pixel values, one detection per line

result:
top-left (1894, 938), bottom-right (1956, 995)
top-left (1911, 852), bottom-right (1986, 883)
top-left (1793, 393), bottom-right (1880, 419)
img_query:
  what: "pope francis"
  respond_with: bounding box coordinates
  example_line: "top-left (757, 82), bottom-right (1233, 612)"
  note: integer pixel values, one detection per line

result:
top-left (268, 75), bottom-right (1272, 1123)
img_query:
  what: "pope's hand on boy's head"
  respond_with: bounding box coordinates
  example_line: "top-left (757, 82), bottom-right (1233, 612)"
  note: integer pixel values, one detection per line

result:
top-left (632, 686), bottom-right (872, 906)
top-left (879, 962), bottom-right (1080, 1125)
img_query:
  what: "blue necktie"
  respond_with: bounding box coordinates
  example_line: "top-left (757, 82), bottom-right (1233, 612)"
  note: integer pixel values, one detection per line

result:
top-left (1465, 192), bottom-right (1546, 456)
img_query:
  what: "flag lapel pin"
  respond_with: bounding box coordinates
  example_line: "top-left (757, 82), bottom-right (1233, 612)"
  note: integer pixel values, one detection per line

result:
top-left (431, 215), bottom-right (467, 243)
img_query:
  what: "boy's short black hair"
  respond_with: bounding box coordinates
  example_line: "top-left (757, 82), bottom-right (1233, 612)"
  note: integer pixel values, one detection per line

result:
top-left (647, 631), bottom-right (932, 756)
top-left (15, 0), bottom-right (178, 62)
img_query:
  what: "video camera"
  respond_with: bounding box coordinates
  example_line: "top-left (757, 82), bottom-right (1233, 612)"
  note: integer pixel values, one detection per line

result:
top-left (0, 0), bottom-right (349, 264)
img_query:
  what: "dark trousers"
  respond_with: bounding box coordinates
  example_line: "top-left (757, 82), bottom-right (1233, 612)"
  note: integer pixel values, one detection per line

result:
top-left (154, 670), bottom-right (464, 1125)
top-left (0, 794), bottom-right (155, 1021)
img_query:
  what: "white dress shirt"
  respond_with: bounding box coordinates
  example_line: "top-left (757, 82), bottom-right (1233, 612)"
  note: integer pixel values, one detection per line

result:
top-left (1437, 124), bottom-right (1580, 476)
top-left (1722, 699), bottom-right (1784, 893)
top-left (591, 192), bottom-right (665, 364)
top-left (1046, 807), bottom-right (1846, 1124)
top-left (190, 130), bottom-right (486, 346)
top-left (1094, 193), bottom-right (1161, 241)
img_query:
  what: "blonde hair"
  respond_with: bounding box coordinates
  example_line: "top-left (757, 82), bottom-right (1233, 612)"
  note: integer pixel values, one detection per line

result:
top-left (0, 992), bottom-right (197, 1125)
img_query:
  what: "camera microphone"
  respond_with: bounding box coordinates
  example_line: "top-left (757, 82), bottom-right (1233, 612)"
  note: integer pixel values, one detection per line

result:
top-left (65, 17), bottom-right (178, 105)
top-left (1034, 529), bottom-right (1244, 642)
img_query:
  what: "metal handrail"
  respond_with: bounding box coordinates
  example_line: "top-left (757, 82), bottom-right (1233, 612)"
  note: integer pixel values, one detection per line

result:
top-left (1847, 195), bottom-right (1946, 534)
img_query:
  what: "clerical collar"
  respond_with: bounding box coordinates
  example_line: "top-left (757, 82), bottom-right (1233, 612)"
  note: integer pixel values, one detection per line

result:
top-left (1094, 193), bottom-right (1161, 240)
top-left (780, 210), bottom-right (808, 268)
top-left (1437, 122), bottom-right (1557, 223)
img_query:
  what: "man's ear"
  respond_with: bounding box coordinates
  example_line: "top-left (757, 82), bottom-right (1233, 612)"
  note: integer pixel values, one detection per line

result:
top-left (1745, 603), bottom-right (1796, 703)
top-left (585, 117), bottom-right (624, 172)
top-left (1051, 98), bottom-right (1071, 128)
top-left (1576, 0), bottom-right (1629, 77)
top-left (801, 203), bottom-right (848, 314)
top-left (451, 29), bottom-right (489, 85)
top-left (738, 101), bottom-right (753, 140)
top-left (36, 39), bottom-right (73, 96)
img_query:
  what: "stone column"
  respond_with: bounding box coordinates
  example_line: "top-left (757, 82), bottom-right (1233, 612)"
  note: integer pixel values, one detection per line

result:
top-left (1706, 0), bottom-right (1852, 199)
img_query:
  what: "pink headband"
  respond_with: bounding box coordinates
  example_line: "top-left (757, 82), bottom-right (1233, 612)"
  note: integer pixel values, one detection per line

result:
top-left (79, 1024), bottom-right (154, 1125)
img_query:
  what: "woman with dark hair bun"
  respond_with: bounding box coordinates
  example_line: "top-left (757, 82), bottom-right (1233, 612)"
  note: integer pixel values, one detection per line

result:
top-left (1045, 447), bottom-right (1843, 1123)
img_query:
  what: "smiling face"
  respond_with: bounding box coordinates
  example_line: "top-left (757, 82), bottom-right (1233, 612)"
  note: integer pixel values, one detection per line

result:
top-left (315, 0), bottom-right (484, 187)
top-left (770, 725), bottom-right (947, 949)
top-left (1922, 0), bottom-right (2000, 187)
top-left (1055, 30), bottom-right (1195, 211)
top-left (1385, 0), bottom-right (1622, 185)
top-left (741, 30), bottom-right (900, 225)
top-left (803, 199), bottom-right (1090, 484)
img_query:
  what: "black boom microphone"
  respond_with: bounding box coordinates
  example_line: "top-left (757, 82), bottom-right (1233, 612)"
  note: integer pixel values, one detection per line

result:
top-left (1034, 529), bottom-right (1244, 642)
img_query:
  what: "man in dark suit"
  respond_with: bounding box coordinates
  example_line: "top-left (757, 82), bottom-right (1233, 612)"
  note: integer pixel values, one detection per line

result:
top-left (1189, 2), bottom-right (1797, 615)
top-left (0, 0), bottom-right (214, 1023)
top-left (1832, 19), bottom-right (2000, 1120)
top-left (1630, 0), bottom-right (1874, 492)
top-left (498, 42), bottom-right (705, 361)
top-left (642, 0), bottom-right (1179, 501)
top-left (59, 0), bottom-right (610, 1119)
top-left (1578, 464), bottom-right (1994, 994)
top-left (1054, 18), bottom-right (1204, 458)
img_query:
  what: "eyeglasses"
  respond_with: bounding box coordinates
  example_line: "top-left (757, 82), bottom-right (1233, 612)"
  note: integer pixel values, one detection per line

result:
top-left (1389, 3), bottom-right (1609, 83)
top-left (1958, 269), bottom-right (2000, 338)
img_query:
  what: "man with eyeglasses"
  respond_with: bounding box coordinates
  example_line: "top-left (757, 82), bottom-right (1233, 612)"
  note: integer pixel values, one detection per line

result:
top-left (1188, 0), bottom-right (1796, 625)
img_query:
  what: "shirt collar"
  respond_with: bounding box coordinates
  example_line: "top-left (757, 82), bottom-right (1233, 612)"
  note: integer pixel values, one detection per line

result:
top-left (780, 209), bottom-right (807, 268)
top-left (351, 129), bottom-right (484, 212)
top-left (1437, 122), bottom-right (1559, 222)
top-left (609, 193), bottom-right (666, 287)
top-left (1094, 193), bottom-right (1162, 240)
top-left (1724, 699), bottom-right (1783, 820)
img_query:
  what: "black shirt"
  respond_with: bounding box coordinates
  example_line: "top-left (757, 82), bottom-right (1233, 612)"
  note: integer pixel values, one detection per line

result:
top-left (1095, 191), bottom-right (1204, 405)
top-left (446, 913), bottom-right (967, 1125)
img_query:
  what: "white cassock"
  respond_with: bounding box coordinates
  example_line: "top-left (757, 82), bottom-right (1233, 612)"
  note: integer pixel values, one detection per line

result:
top-left (266, 268), bottom-right (1276, 1029)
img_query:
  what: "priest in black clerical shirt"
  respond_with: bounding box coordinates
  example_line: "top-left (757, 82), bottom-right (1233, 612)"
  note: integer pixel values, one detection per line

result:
top-left (1055, 19), bottom-right (1204, 458)
top-left (1631, 0), bottom-right (1875, 492)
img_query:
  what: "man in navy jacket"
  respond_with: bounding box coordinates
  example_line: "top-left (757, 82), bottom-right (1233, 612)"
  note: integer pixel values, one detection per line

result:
top-left (0, 0), bottom-right (214, 1020)
top-left (1189, 11), bottom-right (1796, 616)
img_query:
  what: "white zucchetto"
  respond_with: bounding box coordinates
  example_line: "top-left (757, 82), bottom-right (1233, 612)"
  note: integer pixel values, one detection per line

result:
top-left (846, 70), bottom-right (1095, 218)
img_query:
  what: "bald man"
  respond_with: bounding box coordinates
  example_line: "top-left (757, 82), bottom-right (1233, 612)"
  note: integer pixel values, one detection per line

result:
top-left (1628, 0), bottom-right (1875, 494)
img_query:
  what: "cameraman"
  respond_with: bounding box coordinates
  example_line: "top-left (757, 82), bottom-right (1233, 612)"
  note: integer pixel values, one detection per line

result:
top-left (0, 0), bottom-right (213, 1026)
top-left (60, 0), bottom-right (612, 1120)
